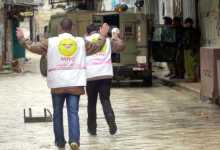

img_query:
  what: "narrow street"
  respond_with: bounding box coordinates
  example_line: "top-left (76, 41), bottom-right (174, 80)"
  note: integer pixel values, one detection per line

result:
top-left (1, 54), bottom-right (220, 150)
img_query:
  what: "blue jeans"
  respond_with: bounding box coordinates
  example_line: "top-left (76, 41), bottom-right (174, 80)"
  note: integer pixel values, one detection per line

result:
top-left (51, 93), bottom-right (80, 147)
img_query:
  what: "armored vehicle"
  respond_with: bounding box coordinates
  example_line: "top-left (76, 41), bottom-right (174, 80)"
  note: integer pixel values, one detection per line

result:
top-left (40, 10), bottom-right (153, 86)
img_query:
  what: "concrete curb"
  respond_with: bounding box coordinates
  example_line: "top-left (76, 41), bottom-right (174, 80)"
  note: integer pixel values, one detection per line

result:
top-left (0, 70), bottom-right (13, 74)
top-left (154, 76), bottom-right (200, 95)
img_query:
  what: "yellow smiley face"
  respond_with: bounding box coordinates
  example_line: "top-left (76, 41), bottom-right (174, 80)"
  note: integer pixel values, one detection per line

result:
top-left (101, 43), bottom-right (107, 52)
top-left (91, 36), bottom-right (107, 53)
top-left (58, 38), bottom-right (78, 57)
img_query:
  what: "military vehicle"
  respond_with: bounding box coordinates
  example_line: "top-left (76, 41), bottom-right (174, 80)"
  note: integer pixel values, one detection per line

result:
top-left (91, 12), bottom-right (153, 86)
top-left (40, 3), bottom-right (153, 86)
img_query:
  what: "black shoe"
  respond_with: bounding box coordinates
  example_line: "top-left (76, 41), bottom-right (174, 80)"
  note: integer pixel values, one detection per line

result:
top-left (87, 128), bottom-right (97, 136)
top-left (169, 75), bottom-right (177, 79)
top-left (165, 73), bottom-right (172, 77)
top-left (56, 142), bottom-right (66, 149)
top-left (108, 120), bottom-right (117, 135)
top-left (58, 147), bottom-right (65, 150)
top-left (57, 145), bottom-right (65, 150)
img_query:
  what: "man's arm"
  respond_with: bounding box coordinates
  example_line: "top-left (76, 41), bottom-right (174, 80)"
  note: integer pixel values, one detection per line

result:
top-left (16, 28), bottom-right (48, 55)
top-left (111, 35), bottom-right (126, 53)
top-left (85, 23), bottom-right (109, 55)
top-left (85, 35), bottom-right (106, 55)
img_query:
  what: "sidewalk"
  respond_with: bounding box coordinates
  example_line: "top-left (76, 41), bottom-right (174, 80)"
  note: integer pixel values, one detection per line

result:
top-left (0, 52), bottom-right (41, 75)
top-left (153, 65), bottom-right (200, 94)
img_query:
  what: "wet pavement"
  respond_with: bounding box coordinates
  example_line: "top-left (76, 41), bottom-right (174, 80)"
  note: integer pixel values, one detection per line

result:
top-left (1, 54), bottom-right (220, 150)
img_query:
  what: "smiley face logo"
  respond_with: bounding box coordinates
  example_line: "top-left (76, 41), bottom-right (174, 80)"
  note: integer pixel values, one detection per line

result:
top-left (58, 38), bottom-right (78, 57)
top-left (91, 36), bottom-right (107, 53)
top-left (101, 43), bottom-right (107, 52)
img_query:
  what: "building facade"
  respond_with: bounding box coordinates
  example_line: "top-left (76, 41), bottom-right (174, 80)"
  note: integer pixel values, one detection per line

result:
top-left (0, 0), bottom-right (43, 70)
top-left (150, 0), bottom-right (218, 47)
top-left (0, 2), bottom-right (4, 69)
top-left (198, 0), bottom-right (220, 47)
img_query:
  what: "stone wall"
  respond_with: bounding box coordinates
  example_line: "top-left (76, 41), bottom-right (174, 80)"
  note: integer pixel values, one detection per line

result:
top-left (199, 0), bottom-right (220, 47)
top-left (0, 7), bottom-right (4, 69)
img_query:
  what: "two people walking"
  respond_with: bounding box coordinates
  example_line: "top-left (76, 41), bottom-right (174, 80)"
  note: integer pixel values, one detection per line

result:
top-left (16, 18), bottom-right (125, 150)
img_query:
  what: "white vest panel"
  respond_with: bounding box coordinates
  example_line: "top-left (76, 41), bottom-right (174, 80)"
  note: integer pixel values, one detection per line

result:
top-left (86, 33), bottom-right (113, 79)
top-left (47, 33), bottom-right (86, 88)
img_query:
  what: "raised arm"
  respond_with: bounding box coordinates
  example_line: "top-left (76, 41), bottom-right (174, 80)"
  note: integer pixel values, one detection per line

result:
top-left (85, 23), bottom-right (109, 55)
top-left (16, 28), bottom-right (48, 55)
top-left (111, 29), bottom-right (126, 53)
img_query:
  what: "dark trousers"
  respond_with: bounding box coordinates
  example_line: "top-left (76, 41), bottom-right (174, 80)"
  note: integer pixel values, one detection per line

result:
top-left (176, 49), bottom-right (185, 78)
top-left (168, 49), bottom-right (185, 78)
top-left (86, 79), bottom-right (115, 131)
top-left (51, 93), bottom-right (80, 146)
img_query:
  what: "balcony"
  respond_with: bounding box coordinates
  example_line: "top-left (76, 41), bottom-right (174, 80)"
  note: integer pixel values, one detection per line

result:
top-left (4, 0), bottom-right (44, 6)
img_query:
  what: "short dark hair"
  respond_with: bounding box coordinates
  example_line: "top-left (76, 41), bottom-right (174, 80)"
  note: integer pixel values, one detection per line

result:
top-left (163, 16), bottom-right (172, 25)
top-left (173, 17), bottom-right (182, 24)
top-left (184, 18), bottom-right (194, 25)
top-left (87, 24), bottom-right (99, 34)
top-left (60, 18), bottom-right (73, 32)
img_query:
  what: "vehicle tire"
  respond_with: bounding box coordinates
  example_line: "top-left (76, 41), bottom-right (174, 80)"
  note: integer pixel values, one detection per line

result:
top-left (142, 74), bottom-right (152, 87)
top-left (40, 55), bottom-right (47, 77)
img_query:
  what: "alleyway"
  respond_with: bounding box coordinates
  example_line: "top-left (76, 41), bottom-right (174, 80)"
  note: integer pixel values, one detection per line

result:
top-left (1, 54), bottom-right (220, 150)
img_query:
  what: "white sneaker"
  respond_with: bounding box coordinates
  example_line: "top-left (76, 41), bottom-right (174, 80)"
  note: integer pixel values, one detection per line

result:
top-left (69, 142), bottom-right (79, 150)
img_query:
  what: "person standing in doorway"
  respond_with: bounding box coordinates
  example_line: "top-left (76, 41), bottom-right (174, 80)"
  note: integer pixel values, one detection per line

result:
top-left (85, 24), bottom-right (125, 135)
top-left (183, 18), bottom-right (200, 82)
top-left (172, 16), bottom-right (185, 79)
top-left (16, 18), bottom-right (109, 150)
top-left (162, 16), bottom-right (175, 78)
